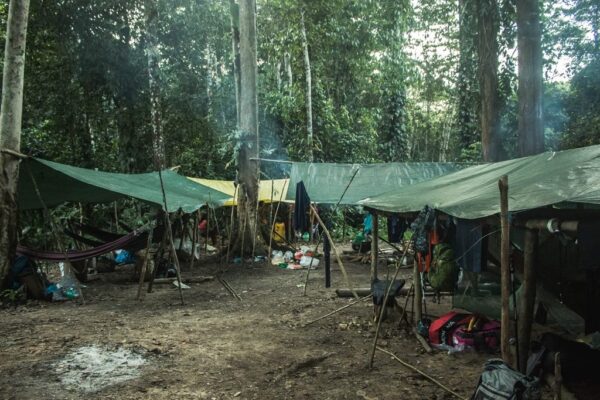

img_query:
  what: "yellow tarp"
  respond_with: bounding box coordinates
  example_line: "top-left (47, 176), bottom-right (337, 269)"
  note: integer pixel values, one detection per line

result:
top-left (187, 178), bottom-right (290, 206)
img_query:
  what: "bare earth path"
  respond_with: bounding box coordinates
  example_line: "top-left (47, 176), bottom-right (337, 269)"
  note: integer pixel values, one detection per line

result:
top-left (0, 256), bottom-right (491, 399)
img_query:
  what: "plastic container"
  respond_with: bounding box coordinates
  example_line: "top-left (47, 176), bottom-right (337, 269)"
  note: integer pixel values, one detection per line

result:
top-left (299, 256), bottom-right (319, 268)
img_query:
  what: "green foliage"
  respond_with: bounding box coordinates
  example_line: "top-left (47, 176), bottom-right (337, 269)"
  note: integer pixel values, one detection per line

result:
top-left (0, 0), bottom-right (592, 198)
top-left (563, 59), bottom-right (600, 148)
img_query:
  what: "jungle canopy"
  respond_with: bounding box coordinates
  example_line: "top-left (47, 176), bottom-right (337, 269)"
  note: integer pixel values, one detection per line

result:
top-left (18, 158), bottom-right (230, 212)
top-left (285, 162), bottom-right (466, 205)
top-left (360, 145), bottom-right (600, 219)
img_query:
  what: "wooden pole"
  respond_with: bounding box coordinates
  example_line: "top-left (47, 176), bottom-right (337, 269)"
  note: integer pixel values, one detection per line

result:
top-left (226, 185), bottom-right (238, 263)
top-left (164, 211), bottom-right (185, 304)
top-left (137, 226), bottom-right (154, 300)
top-left (189, 210), bottom-right (199, 269)
top-left (518, 228), bottom-right (537, 373)
top-left (369, 242), bottom-right (412, 368)
top-left (413, 260), bottom-right (423, 324)
top-left (268, 179), bottom-right (286, 261)
top-left (205, 204), bottom-right (210, 252)
top-left (376, 347), bottom-right (467, 400)
top-left (114, 202), bottom-right (119, 231)
top-left (370, 212), bottom-right (378, 282)
top-left (310, 204), bottom-right (358, 299)
top-left (499, 175), bottom-right (512, 365)
top-left (303, 294), bottom-right (372, 326)
top-left (554, 352), bottom-right (562, 400)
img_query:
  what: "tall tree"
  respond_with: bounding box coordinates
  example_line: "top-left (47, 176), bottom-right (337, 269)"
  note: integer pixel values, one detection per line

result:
top-left (517, 0), bottom-right (544, 156)
top-left (235, 0), bottom-right (261, 254)
top-left (299, 6), bottom-right (313, 162)
top-left (230, 0), bottom-right (241, 126)
top-left (478, 0), bottom-right (503, 161)
top-left (378, 0), bottom-right (409, 162)
top-left (0, 0), bottom-right (30, 287)
top-left (456, 0), bottom-right (479, 155)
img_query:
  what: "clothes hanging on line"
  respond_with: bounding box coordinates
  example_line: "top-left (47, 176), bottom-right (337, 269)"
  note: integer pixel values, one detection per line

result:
top-left (293, 181), bottom-right (311, 233)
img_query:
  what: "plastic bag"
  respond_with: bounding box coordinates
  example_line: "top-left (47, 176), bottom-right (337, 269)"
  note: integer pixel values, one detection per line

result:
top-left (300, 256), bottom-right (319, 268)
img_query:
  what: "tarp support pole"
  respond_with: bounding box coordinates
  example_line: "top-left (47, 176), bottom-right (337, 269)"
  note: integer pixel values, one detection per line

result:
top-left (324, 227), bottom-right (331, 288)
top-left (311, 204), bottom-right (358, 298)
top-left (137, 226), bottom-right (155, 301)
top-left (499, 175), bottom-right (513, 366)
top-left (518, 228), bottom-right (537, 373)
top-left (189, 210), bottom-right (199, 269)
top-left (370, 212), bottom-right (378, 282)
top-left (413, 261), bottom-right (422, 324)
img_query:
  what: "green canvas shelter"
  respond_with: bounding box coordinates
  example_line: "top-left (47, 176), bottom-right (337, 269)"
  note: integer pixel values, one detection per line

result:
top-left (360, 145), bottom-right (600, 219)
top-left (18, 158), bottom-right (229, 212)
top-left (285, 162), bottom-right (466, 205)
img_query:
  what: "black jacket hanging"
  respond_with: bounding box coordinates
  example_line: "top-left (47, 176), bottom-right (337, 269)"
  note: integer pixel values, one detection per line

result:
top-left (293, 181), bottom-right (311, 233)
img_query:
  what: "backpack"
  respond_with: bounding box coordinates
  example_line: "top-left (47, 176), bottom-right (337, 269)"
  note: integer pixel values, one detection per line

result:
top-left (429, 311), bottom-right (472, 346)
top-left (428, 243), bottom-right (459, 292)
top-left (472, 359), bottom-right (541, 400)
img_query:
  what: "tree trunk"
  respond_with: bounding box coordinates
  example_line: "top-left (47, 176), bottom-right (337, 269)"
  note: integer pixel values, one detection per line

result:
top-left (229, 0), bottom-right (241, 127)
top-left (284, 51), bottom-right (292, 92)
top-left (300, 8), bottom-right (313, 162)
top-left (114, 6), bottom-right (138, 172)
top-left (234, 0), bottom-right (262, 256)
top-left (477, 0), bottom-right (503, 162)
top-left (517, 0), bottom-right (544, 156)
top-left (144, 0), bottom-right (164, 168)
top-left (0, 0), bottom-right (30, 288)
top-left (457, 0), bottom-right (479, 151)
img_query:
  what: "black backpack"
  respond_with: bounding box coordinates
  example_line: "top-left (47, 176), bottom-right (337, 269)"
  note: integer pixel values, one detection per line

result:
top-left (472, 359), bottom-right (541, 400)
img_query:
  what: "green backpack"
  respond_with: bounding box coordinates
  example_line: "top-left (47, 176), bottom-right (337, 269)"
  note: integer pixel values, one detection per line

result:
top-left (428, 243), bottom-right (459, 292)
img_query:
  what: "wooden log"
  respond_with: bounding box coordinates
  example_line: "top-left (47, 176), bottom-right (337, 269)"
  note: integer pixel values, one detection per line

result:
top-left (518, 228), bottom-right (537, 372)
top-left (499, 175), bottom-right (512, 366)
top-left (523, 219), bottom-right (578, 233)
top-left (371, 212), bottom-right (378, 282)
top-left (310, 204), bottom-right (358, 298)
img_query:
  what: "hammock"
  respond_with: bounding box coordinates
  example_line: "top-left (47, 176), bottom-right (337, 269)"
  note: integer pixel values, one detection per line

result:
top-left (17, 229), bottom-right (145, 262)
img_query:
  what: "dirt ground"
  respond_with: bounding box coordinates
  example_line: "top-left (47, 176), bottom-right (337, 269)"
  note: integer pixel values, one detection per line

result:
top-left (1, 248), bottom-right (505, 400)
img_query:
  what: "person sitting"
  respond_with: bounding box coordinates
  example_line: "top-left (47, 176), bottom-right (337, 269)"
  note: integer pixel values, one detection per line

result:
top-left (198, 214), bottom-right (217, 246)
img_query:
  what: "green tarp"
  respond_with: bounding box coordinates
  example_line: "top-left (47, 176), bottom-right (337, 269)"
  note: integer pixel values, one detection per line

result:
top-left (18, 158), bottom-right (230, 212)
top-left (286, 162), bottom-right (466, 205)
top-left (360, 145), bottom-right (600, 219)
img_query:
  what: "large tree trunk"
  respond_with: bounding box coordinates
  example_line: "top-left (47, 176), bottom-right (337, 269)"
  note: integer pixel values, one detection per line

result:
top-left (517, 0), bottom-right (544, 156)
top-left (234, 0), bottom-right (262, 256)
top-left (0, 0), bottom-right (30, 288)
top-left (457, 0), bottom-right (479, 152)
top-left (300, 8), bottom-right (313, 162)
top-left (229, 0), bottom-right (241, 127)
top-left (477, 0), bottom-right (503, 162)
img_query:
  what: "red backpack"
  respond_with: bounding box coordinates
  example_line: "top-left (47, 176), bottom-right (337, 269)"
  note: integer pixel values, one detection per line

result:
top-left (428, 311), bottom-right (472, 346)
